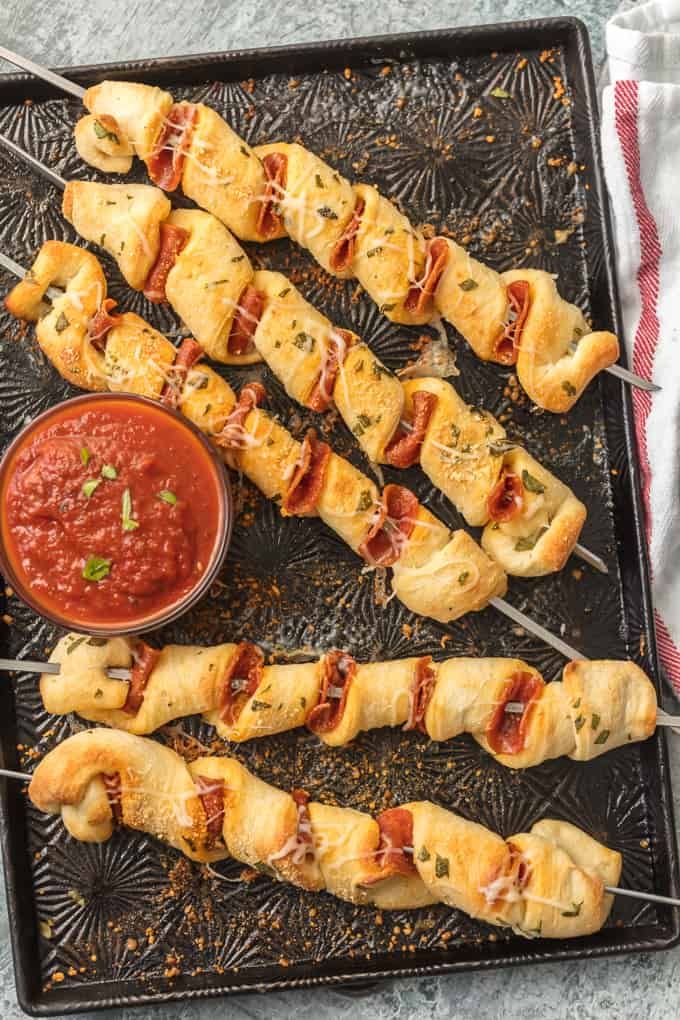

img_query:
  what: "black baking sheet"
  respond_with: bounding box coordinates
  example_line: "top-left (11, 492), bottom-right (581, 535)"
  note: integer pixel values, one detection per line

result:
top-left (0, 16), bottom-right (677, 1016)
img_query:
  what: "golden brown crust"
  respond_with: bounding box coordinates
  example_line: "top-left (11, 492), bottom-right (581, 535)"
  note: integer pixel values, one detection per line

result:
top-left (165, 209), bottom-right (258, 365)
top-left (5, 241), bottom-right (108, 391)
top-left (62, 181), bottom-right (171, 290)
top-left (28, 729), bottom-right (622, 936)
top-left (44, 637), bottom-right (657, 770)
top-left (503, 269), bottom-right (619, 412)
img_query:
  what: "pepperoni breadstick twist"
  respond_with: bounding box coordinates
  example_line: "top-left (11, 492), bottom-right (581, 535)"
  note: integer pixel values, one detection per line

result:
top-left (41, 633), bottom-right (657, 769)
top-left (8, 238), bottom-right (586, 577)
top-left (245, 270), bottom-right (587, 577)
top-left (5, 241), bottom-right (508, 629)
top-left (73, 80), bottom-right (619, 411)
top-left (28, 728), bottom-right (622, 938)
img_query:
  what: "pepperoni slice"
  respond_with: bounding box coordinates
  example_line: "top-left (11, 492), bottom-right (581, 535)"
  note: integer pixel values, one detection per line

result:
top-left (219, 642), bottom-right (264, 725)
top-left (195, 775), bottom-right (225, 843)
top-left (291, 788), bottom-right (313, 851)
top-left (161, 337), bottom-right (204, 409)
top-left (103, 773), bottom-right (123, 824)
top-left (494, 280), bottom-right (531, 366)
top-left (358, 485), bottom-right (418, 566)
top-left (487, 469), bottom-right (524, 523)
top-left (227, 285), bottom-right (263, 356)
top-left (143, 223), bottom-right (189, 303)
top-left (362, 808), bottom-right (417, 884)
top-left (148, 103), bottom-right (198, 191)
top-left (257, 152), bottom-right (287, 239)
top-left (404, 656), bottom-right (436, 733)
top-left (405, 237), bottom-right (449, 314)
top-left (329, 197), bottom-right (365, 273)
top-left (306, 650), bottom-right (357, 734)
top-left (384, 390), bottom-right (437, 469)
top-left (485, 671), bottom-right (544, 754)
top-left (282, 429), bottom-right (331, 516)
top-left (307, 329), bottom-right (354, 412)
top-left (88, 298), bottom-right (122, 352)
top-left (122, 641), bottom-right (161, 715)
top-left (215, 381), bottom-right (266, 450)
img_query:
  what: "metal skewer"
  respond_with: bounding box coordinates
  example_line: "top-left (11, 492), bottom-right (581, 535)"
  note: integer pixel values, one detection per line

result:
top-left (0, 44), bottom-right (660, 397)
top-left (1, 656), bottom-right (677, 731)
top-left (0, 657), bottom-right (131, 680)
top-left (0, 46), bottom-right (86, 100)
top-left (0, 765), bottom-right (676, 910)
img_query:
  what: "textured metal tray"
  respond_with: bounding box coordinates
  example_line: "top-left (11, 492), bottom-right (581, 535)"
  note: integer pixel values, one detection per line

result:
top-left (0, 16), bottom-right (678, 1017)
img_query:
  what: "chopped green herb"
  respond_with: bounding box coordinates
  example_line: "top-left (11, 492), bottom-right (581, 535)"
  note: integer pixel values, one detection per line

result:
top-left (562, 380), bottom-right (577, 397)
top-left (435, 854), bottom-right (450, 879)
top-left (379, 302), bottom-right (396, 313)
top-left (417, 846), bottom-right (430, 862)
top-left (458, 571), bottom-right (470, 585)
top-left (250, 700), bottom-right (272, 711)
top-left (372, 361), bottom-right (392, 379)
top-left (101, 464), bottom-right (117, 480)
top-left (94, 120), bottom-right (119, 144)
top-left (253, 860), bottom-right (276, 876)
top-left (514, 527), bottom-right (547, 552)
top-left (239, 145), bottom-right (250, 157)
top-left (353, 413), bottom-right (372, 437)
top-left (158, 489), bottom-right (177, 506)
top-left (561, 901), bottom-right (583, 917)
top-left (278, 287), bottom-right (291, 298)
top-left (121, 488), bottom-right (139, 532)
top-left (357, 490), bottom-right (373, 512)
top-left (87, 637), bottom-right (107, 646)
top-left (449, 424), bottom-right (460, 447)
top-left (354, 359), bottom-right (365, 373)
top-left (82, 556), bottom-right (111, 582)
top-left (384, 227), bottom-right (395, 236)
top-left (315, 173), bottom-right (324, 188)
top-left (591, 713), bottom-right (601, 730)
top-left (366, 245), bottom-right (383, 258)
top-left (459, 278), bottom-right (478, 291)
top-left (204, 279), bottom-right (229, 289)
top-left (82, 478), bottom-right (101, 499)
top-left (294, 331), bottom-right (316, 352)
top-left (572, 698), bottom-right (581, 709)
top-left (300, 696), bottom-right (306, 709)
top-left (490, 87), bottom-right (513, 99)
top-left (522, 469), bottom-right (545, 494)
top-left (55, 312), bottom-right (69, 333)
top-left (231, 254), bottom-right (245, 262)
top-left (80, 447), bottom-right (90, 467)
top-left (317, 206), bottom-right (338, 219)
top-left (574, 715), bottom-right (585, 732)
top-left (94, 688), bottom-right (103, 699)
top-left (488, 439), bottom-right (516, 456)
top-left (594, 728), bottom-right (610, 745)
top-left (66, 636), bottom-right (87, 655)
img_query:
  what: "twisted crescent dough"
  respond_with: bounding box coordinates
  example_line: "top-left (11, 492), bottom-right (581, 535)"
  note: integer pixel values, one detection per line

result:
top-left (11, 235), bottom-right (582, 575)
top-left (73, 81), bottom-right (620, 410)
top-left (28, 729), bottom-right (622, 937)
top-left (244, 275), bottom-right (586, 575)
top-left (41, 633), bottom-right (657, 769)
top-left (5, 241), bottom-right (508, 627)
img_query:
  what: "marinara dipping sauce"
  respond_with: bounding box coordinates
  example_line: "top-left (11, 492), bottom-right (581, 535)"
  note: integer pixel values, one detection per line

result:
top-left (0, 394), bottom-right (231, 634)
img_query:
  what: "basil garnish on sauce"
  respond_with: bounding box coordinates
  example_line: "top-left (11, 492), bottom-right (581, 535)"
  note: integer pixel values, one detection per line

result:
top-left (121, 488), bottom-right (139, 531)
top-left (82, 556), bottom-right (111, 582)
top-left (521, 469), bottom-right (545, 494)
top-left (101, 464), bottom-right (117, 480)
top-left (158, 489), bottom-right (177, 506)
top-left (82, 478), bottom-right (101, 499)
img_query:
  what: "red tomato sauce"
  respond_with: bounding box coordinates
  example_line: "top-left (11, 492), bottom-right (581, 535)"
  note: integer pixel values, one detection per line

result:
top-left (0, 397), bottom-right (224, 628)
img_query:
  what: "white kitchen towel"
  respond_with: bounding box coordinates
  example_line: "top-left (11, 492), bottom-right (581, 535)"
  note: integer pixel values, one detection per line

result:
top-left (602, 0), bottom-right (680, 692)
